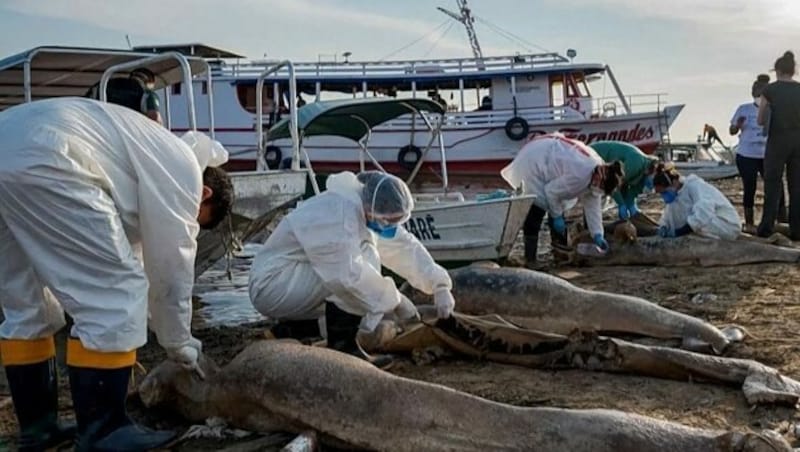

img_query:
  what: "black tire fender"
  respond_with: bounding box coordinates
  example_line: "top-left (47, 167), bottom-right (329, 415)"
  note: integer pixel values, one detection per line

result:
top-left (505, 117), bottom-right (529, 141)
top-left (264, 145), bottom-right (282, 169)
top-left (398, 145), bottom-right (422, 171)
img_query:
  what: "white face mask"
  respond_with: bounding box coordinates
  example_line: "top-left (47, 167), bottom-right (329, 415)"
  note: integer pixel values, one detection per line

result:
top-left (754, 96), bottom-right (762, 107)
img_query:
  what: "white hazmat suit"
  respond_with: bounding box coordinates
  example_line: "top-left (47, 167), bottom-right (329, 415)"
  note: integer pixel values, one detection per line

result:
top-left (0, 97), bottom-right (228, 356)
top-left (249, 171), bottom-right (452, 332)
top-left (659, 174), bottom-right (741, 240)
top-left (501, 134), bottom-right (606, 237)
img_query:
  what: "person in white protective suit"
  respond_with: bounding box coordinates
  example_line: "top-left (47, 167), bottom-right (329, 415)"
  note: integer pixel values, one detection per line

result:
top-left (500, 133), bottom-right (625, 269)
top-left (0, 97), bottom-right (234, 451)
top-left (652, 163), bottom-right (741, 240)
top-left (248, 170), bottom-right (455, 368)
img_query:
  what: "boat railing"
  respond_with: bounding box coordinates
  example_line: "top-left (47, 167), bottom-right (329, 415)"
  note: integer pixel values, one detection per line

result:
top-left (591, 93), bottom-right (669, 117)
top-left (265, 99), bottom-right (670, 138)
top-left (214, 52), bottom-right (571, 79)
top-left (413, 192), bottom-right (466, 204)
top-left (98, 51), bottom-right (215, 137)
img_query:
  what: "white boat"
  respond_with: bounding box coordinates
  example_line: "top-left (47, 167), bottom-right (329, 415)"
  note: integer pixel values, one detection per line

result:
top-left (265, 96), bottom-right (536, 263)
top-left (131, 4), bottom-right (683, 183)
top-left (655, 139), bottom-right (739, 181)
top-left (0, 46), bottom-right (310, 277)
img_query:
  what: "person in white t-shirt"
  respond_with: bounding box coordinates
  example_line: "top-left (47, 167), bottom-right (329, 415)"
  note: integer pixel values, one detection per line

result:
top-left (730, 74), bottom-right (786, 230)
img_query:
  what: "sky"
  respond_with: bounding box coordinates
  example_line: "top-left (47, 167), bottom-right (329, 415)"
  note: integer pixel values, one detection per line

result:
top-left (2, 0), bottom-right (800, 142)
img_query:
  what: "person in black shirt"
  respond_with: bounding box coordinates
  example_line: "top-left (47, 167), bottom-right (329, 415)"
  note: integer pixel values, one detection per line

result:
top-left (757, 51), bottom-right (800, 239)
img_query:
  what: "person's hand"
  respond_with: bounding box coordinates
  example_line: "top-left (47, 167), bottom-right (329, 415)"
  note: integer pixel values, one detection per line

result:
top-left (592, 233), bottom-right (609, 252)
top-left (394, 294), bottom-right (421, 324)
top-left (433, 288), bottom-right (456, 319)
top-left (617, 204), bottom-right (630, 220)
top-left (658, 226), bottom-right (674, 238)
top-left (551, 216), bottom-right (567, 235)
top-left (165, 337), bottom-right (205, 379)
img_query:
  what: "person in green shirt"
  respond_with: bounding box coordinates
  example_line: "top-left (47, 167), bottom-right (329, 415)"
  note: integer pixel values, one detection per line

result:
top-left (590, 141), bottom-right (659, 220)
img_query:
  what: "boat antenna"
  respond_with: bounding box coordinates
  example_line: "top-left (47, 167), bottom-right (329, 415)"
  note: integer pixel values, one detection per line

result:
top-left (125, 34), bottom-right (133, 49)
top-left (437, 0), bottom-right (485, 69)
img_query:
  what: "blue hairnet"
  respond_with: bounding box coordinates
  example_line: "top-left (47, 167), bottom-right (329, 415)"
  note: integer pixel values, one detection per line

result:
top-left (357, 171), bottom-right (414, 223)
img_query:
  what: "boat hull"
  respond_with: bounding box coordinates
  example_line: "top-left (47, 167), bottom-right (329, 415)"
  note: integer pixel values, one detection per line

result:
top-left (221, 106), bottom-right (683, 185)
top-left (195, 170), bottom-right (308, 277)
top-left (403, 194), bottom-right (536, 262)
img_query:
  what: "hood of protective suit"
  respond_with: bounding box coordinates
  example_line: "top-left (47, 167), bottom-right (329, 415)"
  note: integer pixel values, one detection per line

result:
top-left (180, 131), bottom-right (229, 169)
top-left (326, 171), bottom-right (366, 207)
top-left (660, 174), bottom-right (740, 240)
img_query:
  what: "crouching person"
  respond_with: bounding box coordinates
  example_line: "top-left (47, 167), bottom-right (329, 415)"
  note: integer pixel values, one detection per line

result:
top-left (0, 98), bottom-right (233, 451)
top-left (249, 171), bottom-right (455, 369)
top-left (653, 163), bottom-right (740, 240)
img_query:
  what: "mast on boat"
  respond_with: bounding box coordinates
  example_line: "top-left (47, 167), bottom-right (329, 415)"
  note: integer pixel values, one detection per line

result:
top-left (437, 0), bottom-right (485, 69)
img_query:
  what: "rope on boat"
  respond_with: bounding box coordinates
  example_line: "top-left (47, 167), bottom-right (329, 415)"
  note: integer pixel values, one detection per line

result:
top-left (222, 213), bottom-right (243, 281)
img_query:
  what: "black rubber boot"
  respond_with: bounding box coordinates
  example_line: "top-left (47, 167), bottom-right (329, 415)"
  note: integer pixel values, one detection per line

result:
top-left (523, 235), bottom-right (540, 268)
top-left (324, 302), bottom-right (394, 369)
top-left (269, 319), bottom-right (321, 342)
top-left (69, 365), bottom-right (176, 452)
top-left (5, 357), bottom-right (76, 451)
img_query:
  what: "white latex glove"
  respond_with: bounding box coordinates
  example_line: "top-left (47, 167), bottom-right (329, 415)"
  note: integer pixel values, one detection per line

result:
top-left (433, 288), bottom-right (455, 319)
top-left (165, 337), bottom-right (205, 379)
top-left (394, 294), bottom-right (421, 324)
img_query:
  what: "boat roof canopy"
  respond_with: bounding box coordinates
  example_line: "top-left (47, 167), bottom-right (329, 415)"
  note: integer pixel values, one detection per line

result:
top-left (0, 46), bottom-right (208, 111)
top-left (133, 43), bottom-right (245, 59)
top-left (267, 98), bottom-right (445, 142)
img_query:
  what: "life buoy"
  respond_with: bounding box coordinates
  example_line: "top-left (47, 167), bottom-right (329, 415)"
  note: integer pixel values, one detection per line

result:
top-left (397, 145), bottom-right (422, 171)
top-left (264, 145), bottom-right (282, 169)
top-left (504, 117), bottom-right (529, 141)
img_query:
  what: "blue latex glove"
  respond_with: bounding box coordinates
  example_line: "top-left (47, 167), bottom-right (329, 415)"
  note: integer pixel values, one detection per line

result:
top-left (551, 216), bottom-right (567, 235)
top-left (593, 233), bottom-right (609, 251)
top-left (617, 204), bottom-right (630, 220)
top-left (628, 202), bottom-right (639, 217)
top-left (658, 225), bottom-right (674, 238)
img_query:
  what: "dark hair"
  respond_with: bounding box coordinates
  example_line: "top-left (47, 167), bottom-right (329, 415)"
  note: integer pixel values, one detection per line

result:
top-left (752, 73), bottom-right (770, 98)
top-left (775, 51), bottom-right (795, 76)
top-left (201, 166), bottom-right (234, 230)
top-left (652, 162), bottom-right (680, 188)
top-left (600, 160), bottom-right (625, 196)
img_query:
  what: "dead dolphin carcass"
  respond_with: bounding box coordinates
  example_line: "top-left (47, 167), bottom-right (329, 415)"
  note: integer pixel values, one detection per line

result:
top-left (139, 340), bottom-right (790, 452)
top-left (574, 235), bottom-right (800, 267)
top-left (367, 313), bottom-right (800, 407)
top-left (602, 212), bottom-right (661, 239)
top-left (403, 264), bottom-right (732, 353)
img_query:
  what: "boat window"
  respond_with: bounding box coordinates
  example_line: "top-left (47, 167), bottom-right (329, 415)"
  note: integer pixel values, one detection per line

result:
top-left (172, 82), bottom-right (181, 95)
top-left (201, 81), bottom-right (208, 95)
top-left (572, 72), bottom-right (590, 97)
top-left (235, 84), bottom-right (275, 114)
top-left (549, 78), bottom-right (564, 107)
top-left (566, 81), bottom-right (578, 99)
